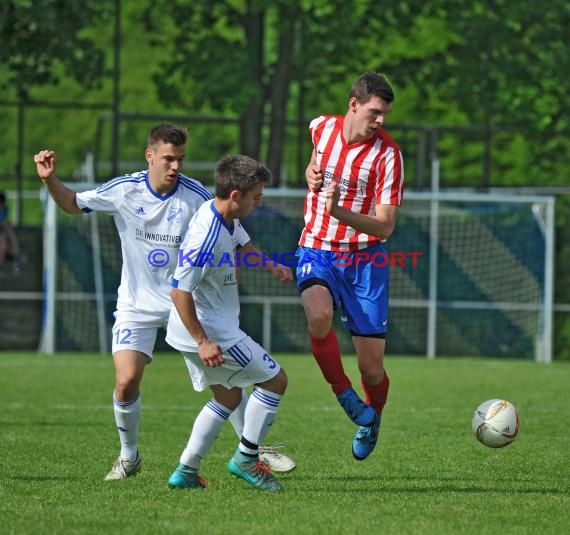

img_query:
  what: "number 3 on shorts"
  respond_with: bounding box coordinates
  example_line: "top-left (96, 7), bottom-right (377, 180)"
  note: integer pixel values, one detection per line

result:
top-left (262, 353), bottom-right (277, 369)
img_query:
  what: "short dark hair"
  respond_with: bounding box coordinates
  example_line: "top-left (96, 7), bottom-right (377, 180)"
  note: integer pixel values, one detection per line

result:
top-left (214, 155), bottom-right (272, 199)
top-left (349, 72), bottom-right (394, 104)
top-left (147, 123), bottom-right (188, 148)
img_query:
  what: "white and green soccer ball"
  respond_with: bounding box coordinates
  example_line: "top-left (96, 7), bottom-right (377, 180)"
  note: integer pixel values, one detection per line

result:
top-left (472, 399), bottom-right (520, 448)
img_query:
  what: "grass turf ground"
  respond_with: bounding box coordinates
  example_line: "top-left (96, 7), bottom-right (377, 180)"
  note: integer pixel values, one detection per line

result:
top-left (0, 352), bottom-right (569, 534)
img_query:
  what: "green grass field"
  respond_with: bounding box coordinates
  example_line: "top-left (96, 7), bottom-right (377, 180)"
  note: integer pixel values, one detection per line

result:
top-left (1, 352), bottom-right (569, 534)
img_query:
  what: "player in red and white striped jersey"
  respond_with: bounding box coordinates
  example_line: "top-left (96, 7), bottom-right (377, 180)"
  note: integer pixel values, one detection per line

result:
top-left (296, 72), bottom-right (404, 461)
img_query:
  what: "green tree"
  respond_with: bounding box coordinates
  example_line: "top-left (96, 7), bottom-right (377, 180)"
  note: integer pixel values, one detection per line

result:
top-left (0, 0), bottom-right (114, 222)
top-left (0, 0), bottom-right (113, 95)
top-left (371, 0), bottom-right (570, 187)
top-left (141, 0), bottom-right (374, 185)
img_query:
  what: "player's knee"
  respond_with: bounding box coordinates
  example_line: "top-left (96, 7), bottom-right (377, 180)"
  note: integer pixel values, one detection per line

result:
top-left (114, 375), bottom-right (141, 401)
top-left (358, 362), bottom-right (384, 385)
top-left (261, 369), bottom-right (288, 395)
top-left (276, 369), bottom-right (288, 393)
top-left (215, 389), bottom-right (242, 411)
top-left (306, 309), bottom-right (333, 337)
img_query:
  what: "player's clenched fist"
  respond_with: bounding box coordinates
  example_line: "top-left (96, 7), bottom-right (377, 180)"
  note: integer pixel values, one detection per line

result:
top-left (306, 165), bottom-right (323, 192)
top-left (197, 339), bottom-right (225, 367)
top-left (34, 150), bottom-right (57, 181)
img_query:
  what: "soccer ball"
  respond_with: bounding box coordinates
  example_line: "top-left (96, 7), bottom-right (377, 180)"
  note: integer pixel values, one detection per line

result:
top-left (471, 399), bottom-right (520, 448)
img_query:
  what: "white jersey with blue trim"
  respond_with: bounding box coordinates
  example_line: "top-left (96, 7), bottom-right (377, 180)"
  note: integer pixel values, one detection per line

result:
top-left (166, 200), bottom-right (246, 352)
top-left (75, 171), bottom-right (250, 315)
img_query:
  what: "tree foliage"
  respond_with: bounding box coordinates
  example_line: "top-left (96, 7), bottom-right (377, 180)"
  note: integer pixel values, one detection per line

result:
top-left (0, 0), bottom-right (113, 94)
top-left (141, 0), bottom-right (376, 183)
top-left (138, 0), bottom-right (569, 186)
top-left (0, 0), bottom-right (567, 187)
top-left (373, 0), bottom-right (570, 182)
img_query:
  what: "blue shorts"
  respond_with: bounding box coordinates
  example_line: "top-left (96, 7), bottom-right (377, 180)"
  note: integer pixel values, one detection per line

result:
top-left (295, 244), bottom-right (389, 335)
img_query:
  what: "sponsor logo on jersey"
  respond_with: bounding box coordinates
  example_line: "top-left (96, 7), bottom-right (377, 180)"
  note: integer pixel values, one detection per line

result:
top-left (135, 206), bottom-right (145, 215)
top-left (224, 273), bottom-right (237, 286)
top-left (136, 229), bottom-right (182, 244)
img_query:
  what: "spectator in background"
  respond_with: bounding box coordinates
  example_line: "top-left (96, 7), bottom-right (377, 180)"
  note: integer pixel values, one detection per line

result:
top-left (0, 192), bottom-right (22, 274)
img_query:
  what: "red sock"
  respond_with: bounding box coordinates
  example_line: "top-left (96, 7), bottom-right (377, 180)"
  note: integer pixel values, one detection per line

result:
top-left (310, 329), bottom-right (352, 395)
top-left (361, 372), bottom-right (390, 414)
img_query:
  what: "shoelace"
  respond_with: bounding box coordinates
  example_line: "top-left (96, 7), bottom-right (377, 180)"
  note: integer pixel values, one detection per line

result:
top-left (178, 467), bottom-right (208, 487)
top-left (259, 443), bottom-right (285, 453)
top-left (115, 459), bottom-right (127, 477)
top-left (252, 460), bottom-right (272, 476)
top-left (357, 420), bottom-right (379, 442)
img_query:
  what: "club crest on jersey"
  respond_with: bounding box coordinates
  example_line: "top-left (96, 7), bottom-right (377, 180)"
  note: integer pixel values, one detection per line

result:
top-left (167, 207), bottom-right (184, 224)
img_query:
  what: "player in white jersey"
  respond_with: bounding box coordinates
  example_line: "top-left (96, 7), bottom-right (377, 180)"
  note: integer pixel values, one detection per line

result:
top-left (165, 155), bottom-right (291, 492)
top-left (297, 72), bottom-right (404, 461)
top-left (33, 123), bottom-right (295, 480)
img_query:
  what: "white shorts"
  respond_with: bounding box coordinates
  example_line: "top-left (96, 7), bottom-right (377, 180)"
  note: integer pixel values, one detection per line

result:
top-left (111, 310), bottom-right (169, 360)
top-left (181, 336), bottom-right (281, 392)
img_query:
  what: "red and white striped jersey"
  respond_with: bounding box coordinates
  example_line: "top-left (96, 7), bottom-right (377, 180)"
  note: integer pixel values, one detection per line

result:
top-left (299, 115), bottom-right (404, 251)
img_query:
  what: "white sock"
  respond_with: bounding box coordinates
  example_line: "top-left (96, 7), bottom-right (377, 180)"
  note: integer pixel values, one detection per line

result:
top-left (239, 387), bottom-right (281, 456)
top-left (113, 391), bottom-right (141, 462)
top-left (228, 389), bottom-right (248, 438)
top-left (259, 411), bottom-right (277, 447)
top-left (180, 399), bottom-right (232, 469)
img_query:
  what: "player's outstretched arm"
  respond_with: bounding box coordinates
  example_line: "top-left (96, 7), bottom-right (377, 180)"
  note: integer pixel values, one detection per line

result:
top-left (34, 150), bottom-right (81, 215)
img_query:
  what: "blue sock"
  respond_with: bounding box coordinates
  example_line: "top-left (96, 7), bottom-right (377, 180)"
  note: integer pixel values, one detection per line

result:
top-left (177, 463), bottom-right (197, 475)
top-left (234, 450), bottom-right (257, 464)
